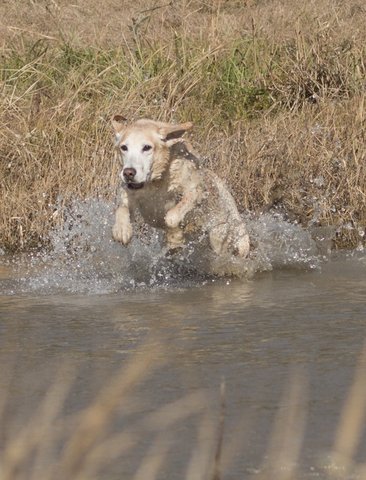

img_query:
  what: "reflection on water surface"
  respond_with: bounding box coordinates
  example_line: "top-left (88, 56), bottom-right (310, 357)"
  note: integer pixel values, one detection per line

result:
top-left (1, 252), bottom-right (366, 478)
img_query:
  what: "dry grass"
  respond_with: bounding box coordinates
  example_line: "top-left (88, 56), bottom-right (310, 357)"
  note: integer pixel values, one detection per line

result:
top-left (2, 341), bottom-right (366, 479)
top-left (0, 341), bottom-right (219, 480)
top-left (0, 0), bottom-right (365, 251)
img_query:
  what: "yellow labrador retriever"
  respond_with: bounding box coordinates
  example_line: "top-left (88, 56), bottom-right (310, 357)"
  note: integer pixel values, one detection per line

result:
top-left (111, 117), bottom-right (250, 260)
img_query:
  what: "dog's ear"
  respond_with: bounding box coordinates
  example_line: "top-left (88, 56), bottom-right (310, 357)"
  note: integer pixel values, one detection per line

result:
top-left (159, 122), bottom-right (193, 145)
top-left (111, 115), bottom-right (128, 133)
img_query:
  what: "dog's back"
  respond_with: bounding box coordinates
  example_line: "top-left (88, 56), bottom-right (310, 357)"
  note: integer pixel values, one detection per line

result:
top-left (167, 145), bottom-right (250, 257)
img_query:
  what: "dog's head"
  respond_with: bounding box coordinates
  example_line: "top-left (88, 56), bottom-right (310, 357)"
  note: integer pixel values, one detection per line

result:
top-left (112, 117), bottom-right (193, 190)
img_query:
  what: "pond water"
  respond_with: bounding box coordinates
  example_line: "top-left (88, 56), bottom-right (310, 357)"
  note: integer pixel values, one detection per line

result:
top-left (1, 200), bottom-right (366, 479)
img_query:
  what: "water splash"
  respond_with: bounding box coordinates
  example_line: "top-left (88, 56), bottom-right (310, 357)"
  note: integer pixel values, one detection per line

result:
top-left (2, 199), bottom-right (324, 295)
top-left (247, 213), bottom-right (321, 272)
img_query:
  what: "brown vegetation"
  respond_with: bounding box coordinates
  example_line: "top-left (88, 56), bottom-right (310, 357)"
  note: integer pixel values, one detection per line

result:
top-left (2, 341), bottom-right (366, 479)
top-left (1, 0), bottom-right (365, 252)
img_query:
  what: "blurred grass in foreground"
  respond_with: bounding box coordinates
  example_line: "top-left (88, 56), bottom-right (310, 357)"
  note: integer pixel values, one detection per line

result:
top-left (2, 339), bottom-right (366, 479)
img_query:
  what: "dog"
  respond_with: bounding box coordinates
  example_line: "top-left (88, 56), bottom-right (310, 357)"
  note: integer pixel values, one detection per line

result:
top-left (111, 117), bottom-right (250, 264)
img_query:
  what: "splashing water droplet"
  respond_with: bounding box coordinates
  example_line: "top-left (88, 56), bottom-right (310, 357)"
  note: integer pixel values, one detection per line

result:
top-left (4, 200), bottom-right (323, 295)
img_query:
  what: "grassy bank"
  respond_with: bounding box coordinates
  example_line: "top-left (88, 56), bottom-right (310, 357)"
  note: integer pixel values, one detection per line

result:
top-left (1, 0), bottom-right (365, 252)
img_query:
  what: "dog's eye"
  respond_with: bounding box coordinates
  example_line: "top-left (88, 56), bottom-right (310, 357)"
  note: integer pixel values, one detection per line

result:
top-left (142, 144), bottom-right (152, 152)
top-left (120, 145), bottom-right (128, 152)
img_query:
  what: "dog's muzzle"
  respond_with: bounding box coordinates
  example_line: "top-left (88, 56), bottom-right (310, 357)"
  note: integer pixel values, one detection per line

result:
top-left (122, 167), bottom-right (145, 190)
top-left (126, 181), bottom-right (145, 190)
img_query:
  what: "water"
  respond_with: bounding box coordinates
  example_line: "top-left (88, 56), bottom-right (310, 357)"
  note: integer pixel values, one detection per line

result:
top-left (0, 199), bottom-right (366, 479)
top-left (1, 198), bottom-right (323, 295)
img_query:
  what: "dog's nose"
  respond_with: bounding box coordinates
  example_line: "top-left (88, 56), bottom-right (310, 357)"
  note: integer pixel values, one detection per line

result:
top-left (123, 168), bottom-right (136, 180)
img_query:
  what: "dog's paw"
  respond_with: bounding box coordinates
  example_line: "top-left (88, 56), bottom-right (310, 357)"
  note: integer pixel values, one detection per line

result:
top-left (166, 227), bottom-right (184, 250)
top-left (165, 209), bottom-right (181, 229)
top-left (112, 222), bottom-right (132, 245)
top-left (235, 234), bottom-right (250, 258)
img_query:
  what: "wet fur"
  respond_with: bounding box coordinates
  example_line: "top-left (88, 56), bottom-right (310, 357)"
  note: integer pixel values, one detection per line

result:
top-left (112, 118), bottom-right (250, 260)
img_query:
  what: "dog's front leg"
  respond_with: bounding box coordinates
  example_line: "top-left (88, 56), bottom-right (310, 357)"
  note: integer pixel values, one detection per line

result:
top-left (165, 191), bottom-right (198, 251)
top-left (165, 189), bottom-right (198, 230)
top-left (112, 189), bottom-right (133, 245)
